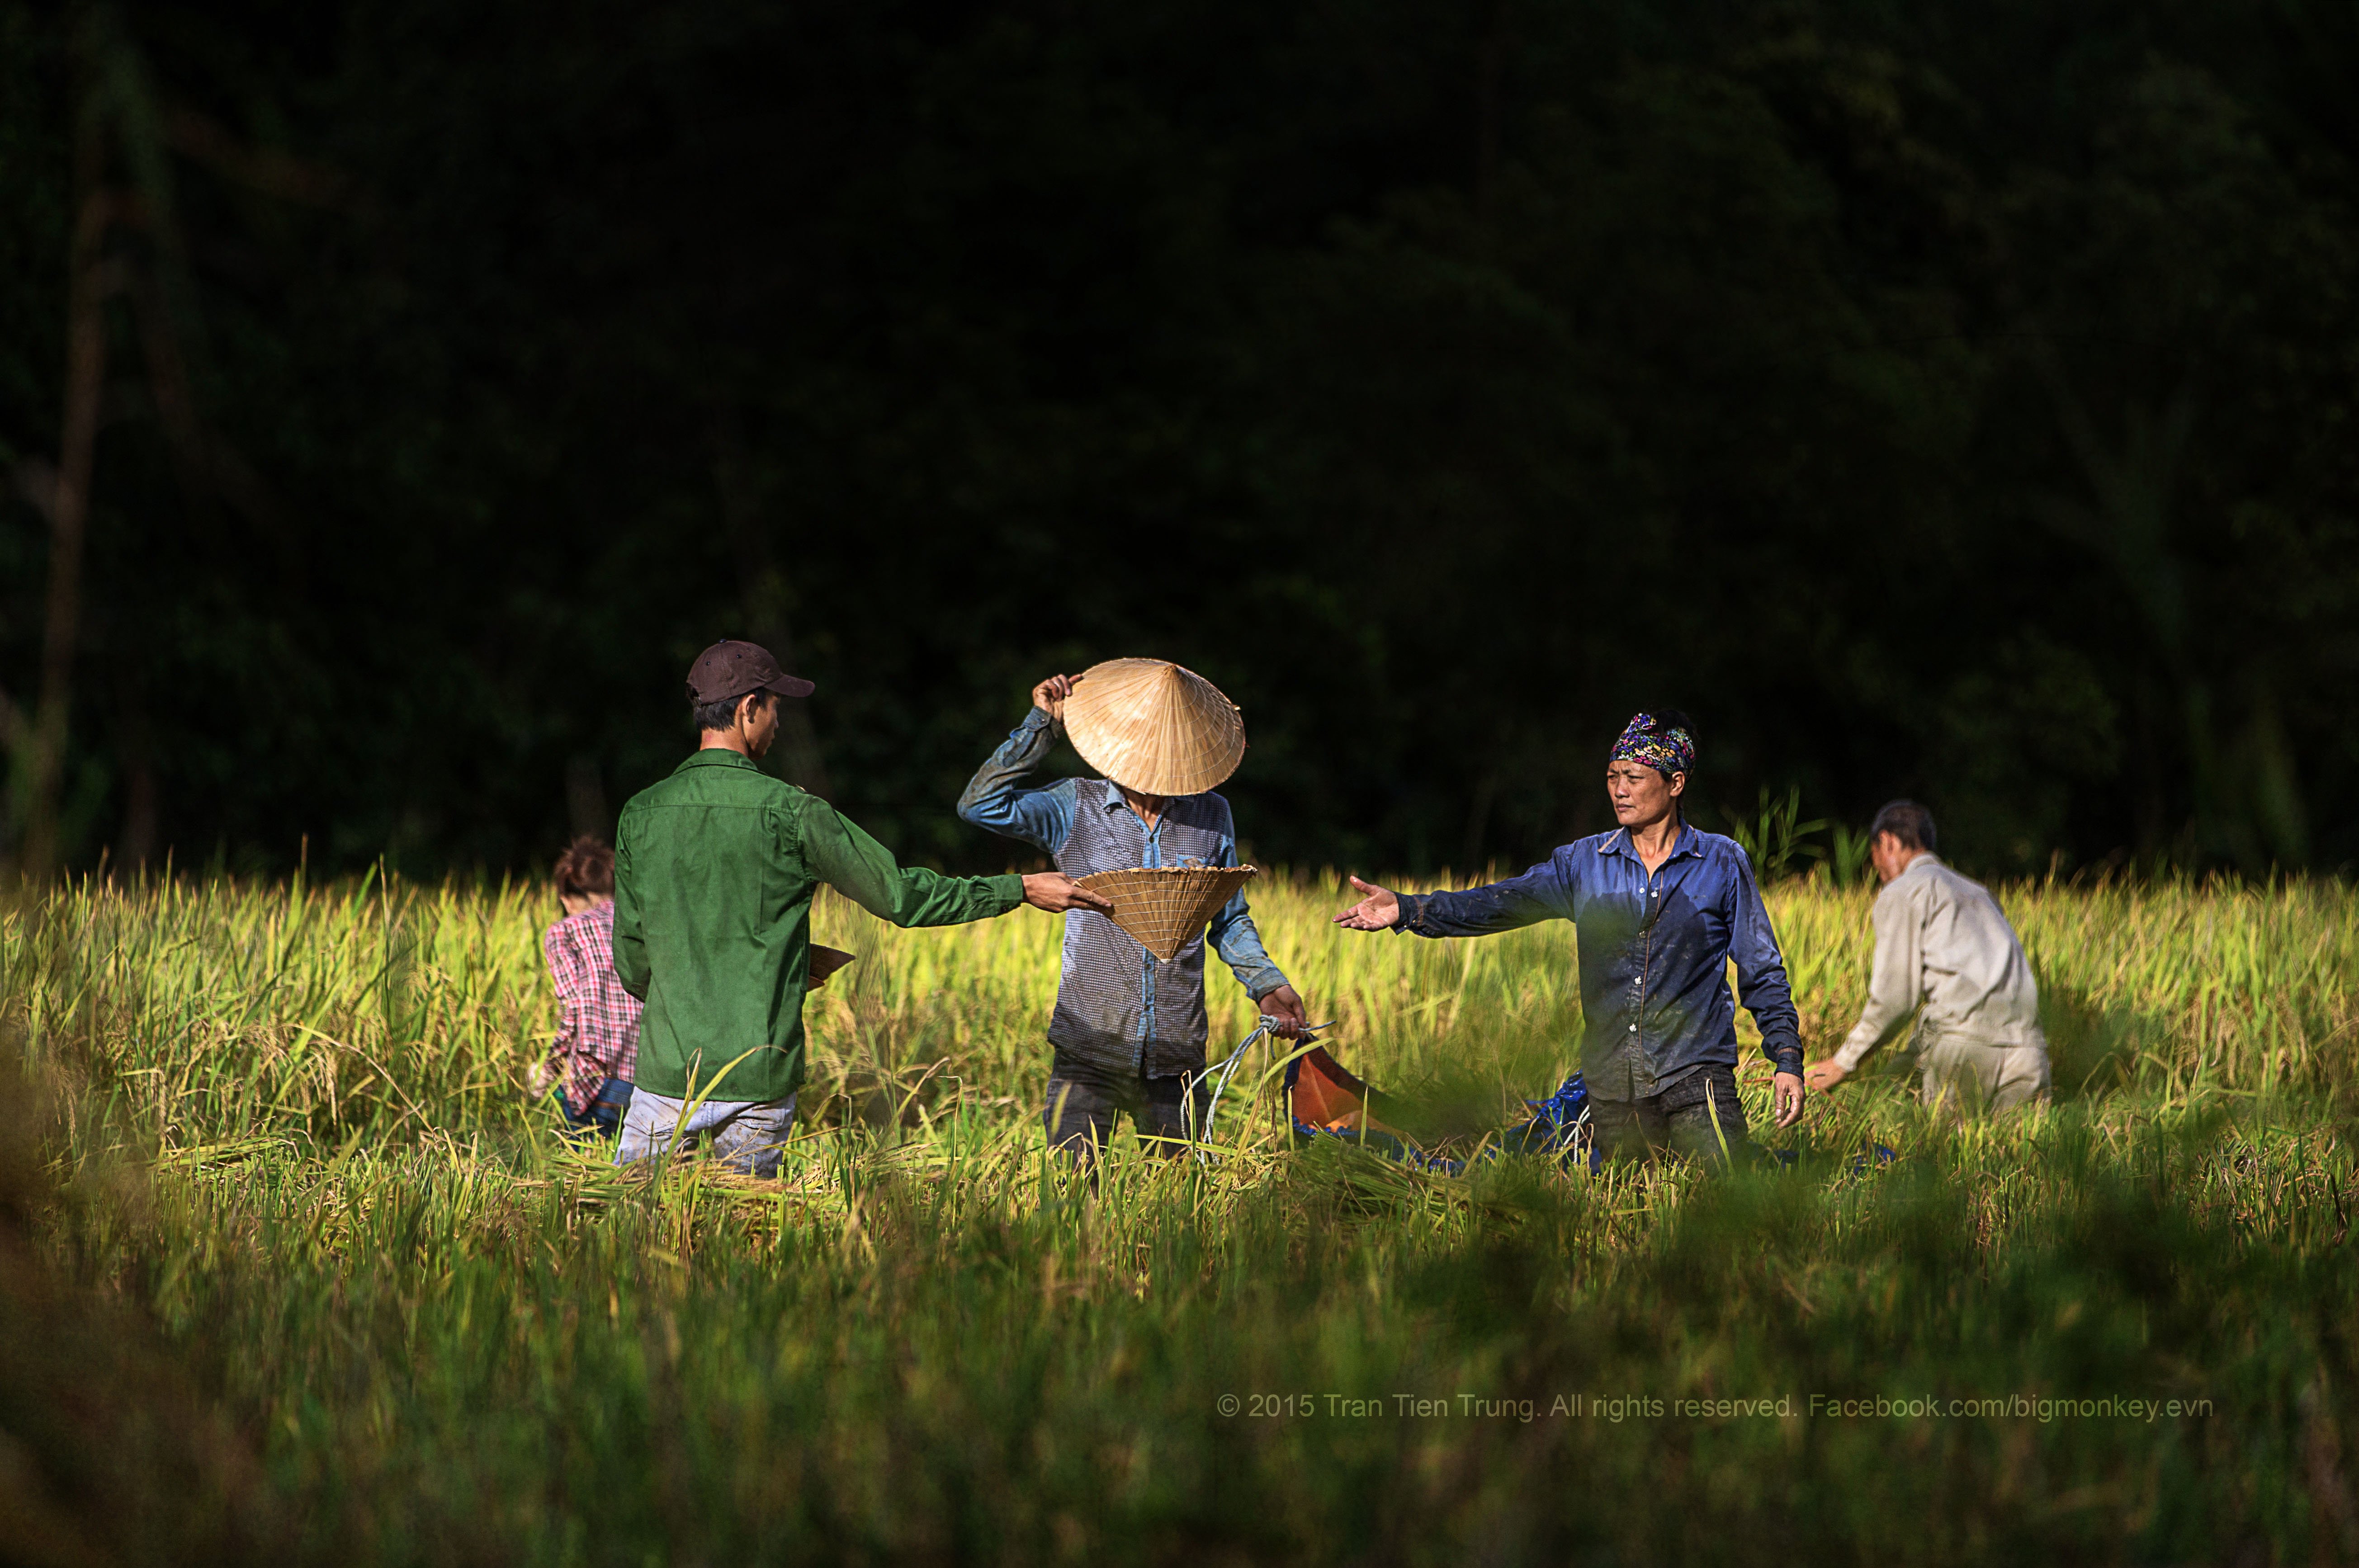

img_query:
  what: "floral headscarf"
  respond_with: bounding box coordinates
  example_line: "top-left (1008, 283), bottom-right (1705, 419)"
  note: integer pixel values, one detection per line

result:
top-left (1608, 711), bottom-right (1695, 777)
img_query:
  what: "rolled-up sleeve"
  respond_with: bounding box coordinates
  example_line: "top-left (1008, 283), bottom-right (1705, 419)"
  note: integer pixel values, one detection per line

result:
top-left (1729, 857), bottom-right (1803, 1072)
top-left (957, 709), bottom-right (1076, 855)
top-left (1208, 835), bottom-right (1289, 999)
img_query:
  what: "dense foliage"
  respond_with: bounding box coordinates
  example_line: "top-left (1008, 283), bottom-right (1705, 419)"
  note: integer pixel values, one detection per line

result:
top-left (4, 0), bottom-right (2358, 878)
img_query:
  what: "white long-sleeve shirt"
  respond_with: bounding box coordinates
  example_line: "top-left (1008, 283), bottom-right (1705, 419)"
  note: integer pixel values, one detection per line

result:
top-left (1832, 854), bottom-right (2045, 1071)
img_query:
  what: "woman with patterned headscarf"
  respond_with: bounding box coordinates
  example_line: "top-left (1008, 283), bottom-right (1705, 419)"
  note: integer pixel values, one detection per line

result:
top-left (1332, 710), bottom-right (1806, 1162)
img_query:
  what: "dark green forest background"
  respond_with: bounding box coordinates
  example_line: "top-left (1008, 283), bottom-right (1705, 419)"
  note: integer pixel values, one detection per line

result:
top-left (3, 0), bottom-right (2355, 882)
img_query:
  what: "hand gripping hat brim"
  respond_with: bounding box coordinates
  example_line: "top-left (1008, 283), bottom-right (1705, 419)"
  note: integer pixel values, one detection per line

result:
top-left (1063, 658), bottom-right (1245, 797)
top-left (686, 639), bottom-right (815, 704)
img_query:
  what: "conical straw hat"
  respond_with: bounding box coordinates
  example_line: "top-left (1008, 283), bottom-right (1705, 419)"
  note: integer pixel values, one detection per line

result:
top-left (1076, 864), bottom-right (1258, 962)
top-left (1064, 658), bottom-right (1245, 797)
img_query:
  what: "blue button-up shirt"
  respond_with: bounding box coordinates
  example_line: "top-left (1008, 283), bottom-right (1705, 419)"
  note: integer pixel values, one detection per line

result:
top-left (958, 709), bottom-right (1289, 1075)
top-left (1394, 823), bottom-right (1802, 1100)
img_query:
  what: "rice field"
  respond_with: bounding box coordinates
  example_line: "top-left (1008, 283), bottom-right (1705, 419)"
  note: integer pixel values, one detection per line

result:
top-left (5, 868), bottom-right (2356, 1564)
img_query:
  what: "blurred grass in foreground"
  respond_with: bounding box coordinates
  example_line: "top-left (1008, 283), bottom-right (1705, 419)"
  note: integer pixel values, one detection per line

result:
top-left (4, 870), bottom-right (2356, 1564)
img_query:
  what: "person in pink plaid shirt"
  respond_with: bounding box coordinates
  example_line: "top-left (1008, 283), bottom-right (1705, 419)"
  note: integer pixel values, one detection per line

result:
top-left (534, 836), bottom-right (642, 1140)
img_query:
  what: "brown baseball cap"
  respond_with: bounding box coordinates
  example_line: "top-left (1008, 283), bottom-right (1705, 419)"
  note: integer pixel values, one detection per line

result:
top-left (685, 639), bottom-right (815, 704)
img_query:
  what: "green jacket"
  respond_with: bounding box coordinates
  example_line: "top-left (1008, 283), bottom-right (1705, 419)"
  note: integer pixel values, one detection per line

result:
top-left (612, 749), bottom-right (1023, 1102)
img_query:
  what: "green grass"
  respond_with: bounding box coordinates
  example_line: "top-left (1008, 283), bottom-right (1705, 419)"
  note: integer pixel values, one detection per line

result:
top-left (5, 870), bottom-right (2357, 1564)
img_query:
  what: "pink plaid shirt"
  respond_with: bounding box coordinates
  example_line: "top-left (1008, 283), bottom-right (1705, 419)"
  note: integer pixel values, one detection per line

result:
top-left (542, 901), bottom-right (642, 1115)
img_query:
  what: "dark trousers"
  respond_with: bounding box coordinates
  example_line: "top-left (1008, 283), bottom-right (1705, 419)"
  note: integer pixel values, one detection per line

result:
top-left (1043, 1058), bottom-right (1208, 1167)
top-left (560, 1075), bottom-right (633, 1144)
top-left (1588, 1064), bottom-right (1752, 1166)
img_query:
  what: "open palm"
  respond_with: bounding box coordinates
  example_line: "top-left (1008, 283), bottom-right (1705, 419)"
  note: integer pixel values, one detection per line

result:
top-left (1332, 874), bottom-right (1401, 931)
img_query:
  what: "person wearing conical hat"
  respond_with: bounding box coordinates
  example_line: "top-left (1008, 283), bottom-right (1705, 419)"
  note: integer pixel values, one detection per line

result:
top-left (1332, 710), bottom-right (1806, 1164)
top-left (958, 659), bottom-right (1309, 1166)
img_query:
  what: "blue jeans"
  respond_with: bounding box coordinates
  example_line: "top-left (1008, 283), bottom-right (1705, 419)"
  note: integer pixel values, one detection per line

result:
top-left (561, 1076), bottom-right (634, 1143)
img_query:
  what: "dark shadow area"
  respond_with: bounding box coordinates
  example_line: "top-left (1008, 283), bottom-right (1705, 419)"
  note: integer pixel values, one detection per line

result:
top-left (0, 1047), bottom-right (281, 1567)
top-left (1, 1), bottom-right (2355, 882)
top-left (2038, 984), bottom-right (2150, 1101)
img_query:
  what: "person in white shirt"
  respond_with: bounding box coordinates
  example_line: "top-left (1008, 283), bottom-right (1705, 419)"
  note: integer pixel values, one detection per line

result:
top-left (1804, 801), bottom-right (2051, 1115)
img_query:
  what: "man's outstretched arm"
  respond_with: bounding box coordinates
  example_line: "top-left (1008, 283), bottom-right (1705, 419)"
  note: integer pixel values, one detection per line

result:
top-left (1333, 860), bottom-right (1567, 936)
top-left (804, 799), bottom-right (1109, 926)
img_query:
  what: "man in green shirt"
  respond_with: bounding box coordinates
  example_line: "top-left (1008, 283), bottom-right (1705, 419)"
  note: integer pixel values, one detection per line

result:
top-left (612, 639), bottom-right (1109, 1175)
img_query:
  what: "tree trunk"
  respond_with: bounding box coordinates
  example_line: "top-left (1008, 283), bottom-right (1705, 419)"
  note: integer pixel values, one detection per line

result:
top-left (20, 126), bottom-right (111, 882)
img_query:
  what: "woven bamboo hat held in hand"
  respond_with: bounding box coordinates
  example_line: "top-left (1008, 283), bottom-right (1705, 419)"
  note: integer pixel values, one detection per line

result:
top-left (1077, 864), bottom-right (1258, 962)
top-left (1062, 658), bottom-right (1245, 797)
